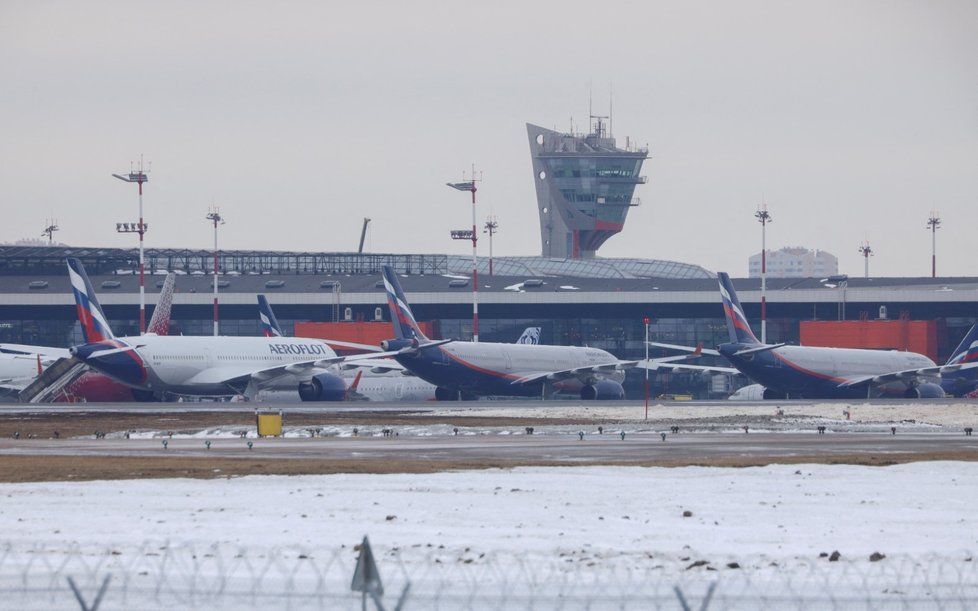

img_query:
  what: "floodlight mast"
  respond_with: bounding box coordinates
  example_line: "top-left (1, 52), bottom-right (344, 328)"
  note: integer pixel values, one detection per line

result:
top-left (41, 219), bottom-right (59, 244)
top-left (483, 216), bottom-right (499, 276)
top-left (858, 241), bottom-right (873, 279)
top-left (447, 165), bottom-right (481, 342)
top-left (206, 207), bottom-right (225, 337)
top-left (754, 203), bottom-right (772, 344)
top-left (112, 156), bottom-right (149, 334)
top-left (927, 210), bottom-right (941, 278)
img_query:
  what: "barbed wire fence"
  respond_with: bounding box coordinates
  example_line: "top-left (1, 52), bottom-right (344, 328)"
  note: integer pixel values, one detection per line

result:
top-left (1, 541), bottom-right (977, 610)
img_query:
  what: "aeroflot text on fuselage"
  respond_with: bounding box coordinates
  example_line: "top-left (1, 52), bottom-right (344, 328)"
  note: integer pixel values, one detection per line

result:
top-left (268, 343), bottom-right (331, 356)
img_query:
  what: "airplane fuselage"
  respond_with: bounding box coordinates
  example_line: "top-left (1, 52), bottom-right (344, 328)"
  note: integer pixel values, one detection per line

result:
top-left (72, 336), bottom-right (338, 396)
top-left (720, 342), bottom-right (937, 398)
top-left (394, 341), bottom-right (624, 398)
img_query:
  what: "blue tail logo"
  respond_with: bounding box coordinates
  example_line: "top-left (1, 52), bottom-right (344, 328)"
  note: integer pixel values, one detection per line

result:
top-left (258, 294), bottom-right (284, 337)
top-left (67, 258), bottom-right (115, 343)
top-left (717, 272), bottom-right (761, 345)
top-left (381, 266), bottom-right (429, 342)
top-left (947, 324), bottom-right (978, 366)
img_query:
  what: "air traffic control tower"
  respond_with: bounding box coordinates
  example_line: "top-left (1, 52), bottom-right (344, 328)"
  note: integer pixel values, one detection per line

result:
top-left (527, 119), bottom-right (648, 259)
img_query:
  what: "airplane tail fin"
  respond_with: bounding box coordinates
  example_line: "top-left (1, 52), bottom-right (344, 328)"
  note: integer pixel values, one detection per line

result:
top-left (717, 272), bottom-right (761, 345)
top-left (947, 324), bottom-right (978, 366)
top-left (381, 266), bottom-right (430, 342)
top-left (67, 258), bottom-right (115, 343)
top-left (516, 327), bottom-right (542, 345)
top-left (257, 295), bottom-right (284, 337)
top-left (146, 273), bottom-right (176, 336)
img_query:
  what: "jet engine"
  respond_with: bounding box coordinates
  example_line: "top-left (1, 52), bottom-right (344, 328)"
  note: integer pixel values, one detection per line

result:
top-left (762, 388), bottom-right (789, 400)
top-left (580, 379), bottom-right (625, 400)
top-left (903, 383), bottom-right (945, 399)
top-left (297, 372), bottom-right (348, 401)
top-left (380, 338), bottom-right (416, 352)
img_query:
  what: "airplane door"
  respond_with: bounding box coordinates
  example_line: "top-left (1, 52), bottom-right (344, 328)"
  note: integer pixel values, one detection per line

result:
top-left (203, 345), bottom-right (215, 369)
top-left (395, 381), bottom-right (403, 400)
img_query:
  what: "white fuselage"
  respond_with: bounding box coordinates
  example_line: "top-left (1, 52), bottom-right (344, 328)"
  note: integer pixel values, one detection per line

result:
top-left (723, 343), bottom-right (939, 397)
top-left (774, 345), bottom-right (935, 379)
top-left (78, 335), bottom-right (339, 396)
top-left (258, 373), bottom-right (437, 403)
top-left (399, 341), bottom-right (625, 396)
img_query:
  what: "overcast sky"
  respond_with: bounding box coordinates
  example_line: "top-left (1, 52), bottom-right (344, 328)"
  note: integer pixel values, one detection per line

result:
top-left (2, 1), bottom-right (976, 278)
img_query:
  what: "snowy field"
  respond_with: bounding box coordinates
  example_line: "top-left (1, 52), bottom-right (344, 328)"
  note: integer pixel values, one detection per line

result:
top-left (3, 461), bottom-right (978, 609)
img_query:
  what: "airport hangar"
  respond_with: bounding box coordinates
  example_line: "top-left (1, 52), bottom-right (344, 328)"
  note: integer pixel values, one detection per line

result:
top-left (1, 246), bottom-right (976, 398)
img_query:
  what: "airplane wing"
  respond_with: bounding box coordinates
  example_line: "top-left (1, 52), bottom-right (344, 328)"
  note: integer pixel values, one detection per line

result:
top-left (321, 339), bottom-right (386, 353)
top-left (509, 360), bottom-right (640, 386)
top-left (509, 353), bottom-right (714, 385)
top-left (838, 361), bottom-right (978, 388)
top-left (732, 343), bottom-right (788, 357)
top-left (219, 340), bottom-right (452, 391)
top-left (639, 360), bottom-right (742, 376)
top-left (510, 353), bottom-right (742, 386)
top-left (646, 341), bottom-right (722, 357)
top-left (337, 359), bottom-right (408, 374)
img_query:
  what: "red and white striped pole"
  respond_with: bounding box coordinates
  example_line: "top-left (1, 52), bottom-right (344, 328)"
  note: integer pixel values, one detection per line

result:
top-left (755, 204), bottom-right (772, 344)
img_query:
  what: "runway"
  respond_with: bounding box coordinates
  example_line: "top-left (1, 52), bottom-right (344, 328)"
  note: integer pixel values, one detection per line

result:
top-left (2, 429), bottom-right (977, 463)
top-left (1, 399), bottom-right (977, 481)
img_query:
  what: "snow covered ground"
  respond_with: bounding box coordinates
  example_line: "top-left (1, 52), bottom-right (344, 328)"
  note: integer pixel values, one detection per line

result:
top-left (3, 462), bottom-right (978, 609)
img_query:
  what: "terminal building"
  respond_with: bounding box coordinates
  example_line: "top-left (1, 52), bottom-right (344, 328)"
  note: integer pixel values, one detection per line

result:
top-left (1, 245), bottom-right (976, 399)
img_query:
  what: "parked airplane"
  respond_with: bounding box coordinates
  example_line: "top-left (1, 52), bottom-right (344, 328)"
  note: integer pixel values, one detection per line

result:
top-left (709, 271), bottom-right (978, 399)
top-left (726, 324), bottom-right (978, 400)
top-left (941, 324), bottom-right (978, 397)
top-left (256, 294), bottom-right (438, 402)
top-left (6, 272), bottom-right (177, 402)
top-left (380, 265), bottom-right (641, 400)
top-left (67, 259), bottom-right (412, 401)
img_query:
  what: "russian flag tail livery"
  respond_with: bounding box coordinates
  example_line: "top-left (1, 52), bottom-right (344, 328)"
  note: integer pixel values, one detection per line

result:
top-left (381, 266), bottom-right (429, 342)
top-left (146, 273), bottom-right (176, 336)
top-left (67, 258), bottom-right (115, 343)
top-left (258, 294), bottom-right (284, 337)
top-left (947, 324), bottom-right (978, 366)
top-left (717, 272), bottom-right (761, 345)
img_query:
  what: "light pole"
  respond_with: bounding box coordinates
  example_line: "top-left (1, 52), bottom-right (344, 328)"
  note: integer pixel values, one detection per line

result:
top-left (927, 210), bottom-right (941, 278)
top-left (447, 165), bottom-right (481, 342)
top-left (483, 216), bottom-right (499, 277)
top-left (644, 316), bottom-right (650, 420)
top-left (206, 207), bottom-right (225, 337)
top-left (41, 219), bottom-right (59, 244)
top-left (754, 203), bottom-right (772, 344)
top-left (113, 158), bottom-right (149, 334)
top-left (858, 241), bottom-right (873, 279)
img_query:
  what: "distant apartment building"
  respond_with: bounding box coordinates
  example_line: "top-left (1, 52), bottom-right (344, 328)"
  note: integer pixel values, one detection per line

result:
top-left (748, 247), bottom-right (838, 278)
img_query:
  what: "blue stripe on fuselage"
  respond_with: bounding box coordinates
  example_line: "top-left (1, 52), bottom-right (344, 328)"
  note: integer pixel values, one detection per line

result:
top-left (394, 346), bottom-right (541, 397)
top-left (718, 343), bottom-right (910, 399)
